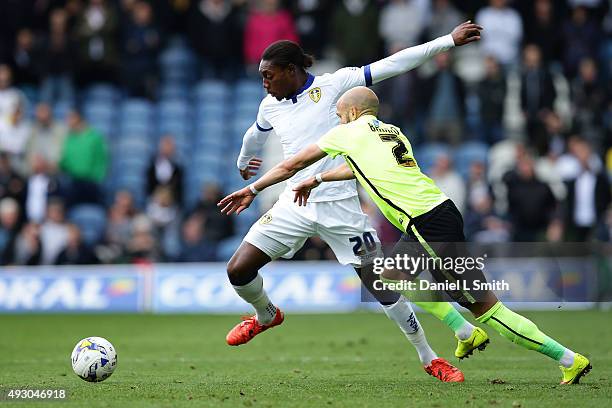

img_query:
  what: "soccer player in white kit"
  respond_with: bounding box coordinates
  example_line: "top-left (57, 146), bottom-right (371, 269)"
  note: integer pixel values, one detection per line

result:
top-left (224, 21), bottom-right (483, 382)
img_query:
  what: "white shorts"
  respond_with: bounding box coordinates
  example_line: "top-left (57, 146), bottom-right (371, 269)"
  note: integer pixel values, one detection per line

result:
top-left (244, 195), bottom-right (380, 266)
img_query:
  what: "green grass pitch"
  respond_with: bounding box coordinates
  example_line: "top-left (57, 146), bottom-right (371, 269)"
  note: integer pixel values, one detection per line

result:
top-left (1, 310), bottom-right (610, 407)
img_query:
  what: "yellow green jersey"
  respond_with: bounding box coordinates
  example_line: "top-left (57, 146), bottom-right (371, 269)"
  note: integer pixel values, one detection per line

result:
top-left (317, 115), bottom-right (447, 232)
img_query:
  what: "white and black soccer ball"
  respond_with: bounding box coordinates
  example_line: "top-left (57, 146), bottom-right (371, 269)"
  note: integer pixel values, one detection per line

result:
top-left (71, 337), bottom-right (117, 382)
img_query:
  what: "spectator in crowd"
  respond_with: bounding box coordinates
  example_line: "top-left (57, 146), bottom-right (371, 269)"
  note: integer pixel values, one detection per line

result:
top-left (146, 185), bottom-right (179, 238)
top-left (146, 135), bottom-right (183, 205)
top-left (122, 0), bottom-right (160, 99)
top-left (126, 214), bottom-right (162, 263)
top-left (562, 136), bottom-right (611, 241)
top-left (0, 1), bottom-right (30, 64)
top-left (332, 0), bottom-right (379, 66)
top-left (0, 65), bottom-right (25, 128)
top-left (24, 154), bottom-right (61, 223)
top-left (571, 57), bottom-right (606, 145)
top-left (520, 44), bottom-right (556, 149)
top-left (177, 213), bottom-right (217, 262)
top-left (466, 161), bottom-right (490, 212)
top-left (11, 28), bottom-right (40, 88)
top-left (25, 103), bottom-right (67, 173)
top-left (556, 134), bottom-right (603, 181)
top-left (13, 222), bottom-right (43, 265)
top-left (524, 0), bottom-right (562, 66)
top-left (475, 0), bottom-right (523, 68)
top-left (430, 152), bottom-right (466, 213)
top-left (427, 0), bottom-right (463, 41)
top-left (39, 8), bottom-right (77, 104)
top-left (534, 112), bottom-right (568, 200)
top-left (40, 198), bottom-right (70, 264)
top-left (477, 55), bottom-right (506, 144)
top-left (503, 150), bottom-right (558, 241)
top-left (464, 190), bottom-right (509, 243)
top-left (59, 109), bottom-right (108, 206)
top-left (75, 0), bottom-right (120, 85)
top-left (379, 0), bottom-right (429, 52)
top-left (190, 183), bottom-right (234, 242)
top-left (103, 189), bottom-right (138, 262)
top-left (0, 153), bottom-right (26, 206)
top-left (55, 223), bottom-right (99, 264)
top-left (64, 0), bottom-right (85, 32)
top-left (0, 102), bottom-right (30, 168)
top-left (377, 0), bottom-right (429, 128)
top-left (562, 5), bottom-right (601, 79)
top-left (187, 0), bottom-right (244, 80)
top-left (420, 52), bottom-right (465, 145)
top-left (243, 0), bottom-right (298, 69)
top-left (464, 161), bottom-right (509, 243)
top-left (0, 197), bottom-right (23, 265)
top-left (290, 0), bottom-right (331, 59)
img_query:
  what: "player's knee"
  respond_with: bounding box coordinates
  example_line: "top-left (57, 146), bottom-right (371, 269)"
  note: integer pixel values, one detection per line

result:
top-left (226, 257), bottom-right (256, 286)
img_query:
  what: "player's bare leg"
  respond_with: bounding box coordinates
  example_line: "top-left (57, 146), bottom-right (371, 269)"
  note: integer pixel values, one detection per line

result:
top-left (225, 242), bottom-right (284, 346)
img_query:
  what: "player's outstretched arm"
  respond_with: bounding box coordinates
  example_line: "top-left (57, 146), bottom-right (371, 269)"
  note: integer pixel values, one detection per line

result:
top-left (219, 144), bottom-right (327, 215)
top-left (293, 163), bottom-right (355, 206)
top-left (367, 21), bottom-right (482, 85)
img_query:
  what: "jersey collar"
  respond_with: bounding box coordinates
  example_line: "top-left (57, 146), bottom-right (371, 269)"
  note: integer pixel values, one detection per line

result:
top-left (287, 73), bottom-right (315, 104)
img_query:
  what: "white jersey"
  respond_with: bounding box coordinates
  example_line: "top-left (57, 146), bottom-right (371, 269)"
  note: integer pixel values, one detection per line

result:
top-left (254, 68), bottom-right (371, 202)
top-left (237, 34), bottom-right (455, 202)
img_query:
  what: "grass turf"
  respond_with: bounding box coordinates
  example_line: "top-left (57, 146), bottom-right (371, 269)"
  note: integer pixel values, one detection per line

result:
top-left (0, 311), bottom-right (610, 408)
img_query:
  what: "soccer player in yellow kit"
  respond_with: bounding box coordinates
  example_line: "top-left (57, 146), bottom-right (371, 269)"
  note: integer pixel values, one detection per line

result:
top-left (219, 87), bottom-right (591, 385)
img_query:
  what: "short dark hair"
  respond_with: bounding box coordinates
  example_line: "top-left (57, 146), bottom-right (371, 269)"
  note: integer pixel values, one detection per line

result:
top-left (261, 40), bottom-right (314, 71)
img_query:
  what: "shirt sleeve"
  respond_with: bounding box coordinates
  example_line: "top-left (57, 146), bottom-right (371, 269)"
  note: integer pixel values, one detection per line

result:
top-left (368, 34), bottom-right (455, 84)
top-left (236, 102), bottom-right (273, 170)
top-left (316, 126), bottom-right (348, 159)
top-left (255, 104), bottom-right (273, 132)
top-left (329, 67), bottom-right (369, 95)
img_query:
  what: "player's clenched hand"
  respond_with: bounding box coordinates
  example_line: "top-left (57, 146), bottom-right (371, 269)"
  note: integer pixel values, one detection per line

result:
top-left (451, 21), bottom-right (483, 46)
top-left (292, 177), bottom-right (321, 206)
top-left (218, 187), bottom-right (255, 215)
top-left (239, 157), bottom-right (262, 180)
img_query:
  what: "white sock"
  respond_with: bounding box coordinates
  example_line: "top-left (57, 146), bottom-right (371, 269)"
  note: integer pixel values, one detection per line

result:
top-left (455, 321), bottom-right (475, 341)
top-left (383, 296), bottom-right (438, 365)
top-left (232, 274), bottom-right (277, 325)
top-left (559, 349), bottom-right (576, 368)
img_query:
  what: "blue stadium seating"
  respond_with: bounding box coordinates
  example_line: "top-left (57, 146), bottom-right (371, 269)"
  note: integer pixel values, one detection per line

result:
top-left (120, 99), bottom-right (154, 121)
top-left (235, 79), bottom-right (263, 96)
top-left (84, 83), bottom-right (120, 103)
top-left (68, 204), bottom-right (107, 245)
top-left (193, 80), bottom-right (231, 103)
top-left (159, 45), bottom-right (196, 83)
top-left (453, 141), bottom-right (489, 180)
top-left (217, 236), bottom-right (243, 261)
top-left (158, 84), bottom-right (190, 100)
top-left (53, 101), bottom-right (74, 120)
top-left (414, 143), bottom-right (452, 174)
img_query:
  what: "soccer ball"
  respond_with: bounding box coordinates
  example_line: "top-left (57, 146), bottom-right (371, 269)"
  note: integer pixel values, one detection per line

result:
top-left (71, 337), bottom-right (117, 382)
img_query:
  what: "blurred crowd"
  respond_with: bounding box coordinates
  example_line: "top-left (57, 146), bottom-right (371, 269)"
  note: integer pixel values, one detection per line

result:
top-left (0, 0), bottom-right (611, 266)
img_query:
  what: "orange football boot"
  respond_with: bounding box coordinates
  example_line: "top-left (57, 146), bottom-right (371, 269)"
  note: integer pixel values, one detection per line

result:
top-left (226, 308), bottom-right (284, 346)
top-left (424, 358), bottom-right (465, 382)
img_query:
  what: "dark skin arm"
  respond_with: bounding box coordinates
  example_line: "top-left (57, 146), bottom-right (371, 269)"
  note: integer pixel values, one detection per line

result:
top-left (219, 144), bottom-right (327, 215)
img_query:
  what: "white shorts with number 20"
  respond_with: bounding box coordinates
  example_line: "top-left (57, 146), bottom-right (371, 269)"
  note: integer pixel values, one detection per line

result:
top-left (244, 195), bottom-right (380, 267)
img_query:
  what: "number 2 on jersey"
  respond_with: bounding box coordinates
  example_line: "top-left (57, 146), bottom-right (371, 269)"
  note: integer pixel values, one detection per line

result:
top-left (379, 133), bottom-right (416, 167)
